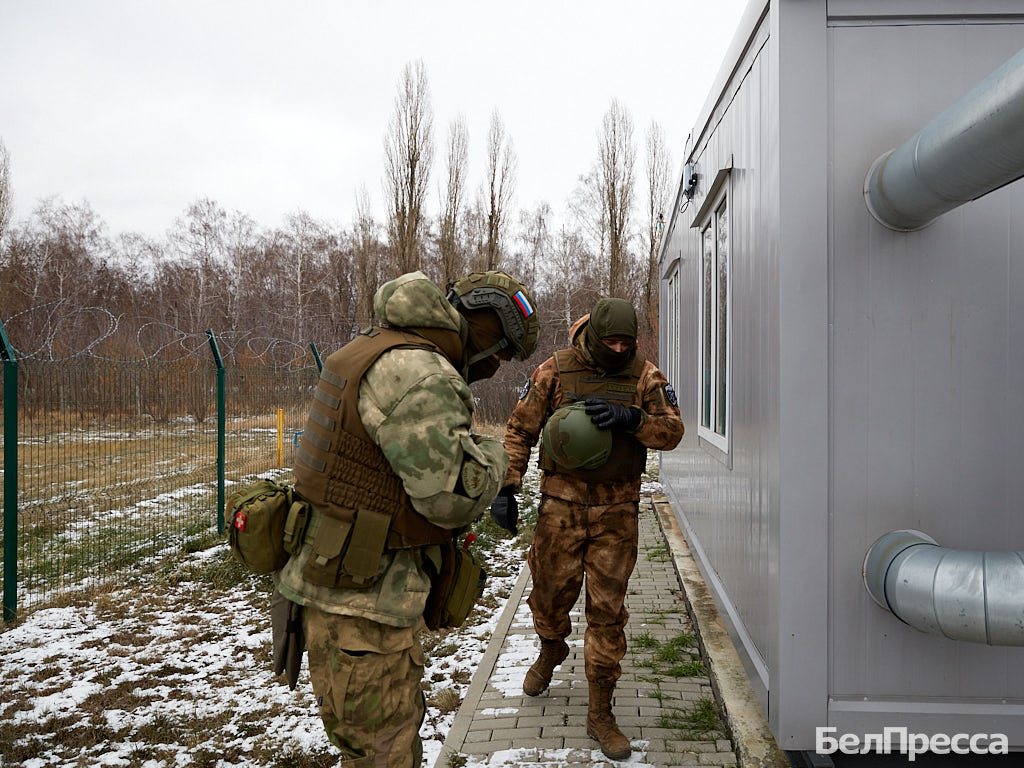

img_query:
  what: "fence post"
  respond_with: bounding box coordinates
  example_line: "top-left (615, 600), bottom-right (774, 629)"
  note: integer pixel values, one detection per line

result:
top-left (310, 342), bottom-right (323, 373)
top-left (1, 321), bottom-right (17, 622)
top-left (206, 330), bottom-right (226, 535)
top-left (276, 408), bottom-right (284, 468)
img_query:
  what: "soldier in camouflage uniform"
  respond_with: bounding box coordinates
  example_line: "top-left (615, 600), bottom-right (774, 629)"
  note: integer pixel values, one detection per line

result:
top-left (277, 270), bottom-right (539, 768)
top-left (492, 297), bottom-right (683, 760)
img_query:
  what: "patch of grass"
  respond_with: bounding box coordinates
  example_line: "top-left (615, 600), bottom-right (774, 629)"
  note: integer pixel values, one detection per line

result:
top-left (632, 631), bottom-right (659, 650)
top-left (645, 545), bottom-right (669, 562)
top-left (432, 641), bottom-right (459, 658)
top-left (173, 548), bottom-right (273, 592)
top-left (26, 665), bottom-right (63, 684)
top-left (634, 631), bottom-right (704, 679)
top-left (80, 682), bottom-right (151, 716)
top-left (106, 628), bottom-right (154, 647)
top-left (476, 592), bottom-right (499, 610)
top-left (133, 713), bottom-right (182, 744)
top-left (447, 753), bottom-right (469, 768)
top-left (655, 633), bottom-right (696, 663)
top-left (126, 744), bottom-right (169, 762)
top-left (429, 687), bottom-right (462, 713)
top-left (658, 696), bottom-right (728, 741)
top-left (665, 659), bottom-right (707, 678)
top-left (31, 714), bottom-right (131, 754)
top-left (268, 747), bottom-right (340, 768)
top-left (643, 610), bottom-right (668, 626)
top-left (151, 663), bottom-right (199, 678)
top-left (687, 696), bottom-right (725, 733)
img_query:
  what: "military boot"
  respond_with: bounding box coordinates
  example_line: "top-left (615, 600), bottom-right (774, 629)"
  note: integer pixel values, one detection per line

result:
top-left (522, 638), bottom-right (569, 696)
top-left (586, 681), bottom-right (631, 760)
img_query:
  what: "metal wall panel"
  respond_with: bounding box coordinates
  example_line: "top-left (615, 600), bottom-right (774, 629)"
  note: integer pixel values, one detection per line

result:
top-left (828, 15), bottom-right (1024, 716)
top-left (659, 8), bottom-right (777, 698)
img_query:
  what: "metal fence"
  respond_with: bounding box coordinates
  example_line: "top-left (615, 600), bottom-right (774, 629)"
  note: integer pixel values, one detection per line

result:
top-left (0, 327), bottom-right (321, 621)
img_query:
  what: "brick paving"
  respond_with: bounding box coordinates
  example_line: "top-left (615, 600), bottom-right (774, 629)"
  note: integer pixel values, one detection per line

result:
top-left (434, 497), bottom-right (738, 768)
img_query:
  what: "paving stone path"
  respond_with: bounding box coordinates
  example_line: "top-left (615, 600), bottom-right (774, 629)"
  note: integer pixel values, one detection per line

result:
top-left (434, 497), bottom-right (738, 768)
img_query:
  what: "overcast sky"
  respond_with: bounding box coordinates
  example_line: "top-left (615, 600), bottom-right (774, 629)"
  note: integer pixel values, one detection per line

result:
top-left (1, 0), bottom-right (750, 241)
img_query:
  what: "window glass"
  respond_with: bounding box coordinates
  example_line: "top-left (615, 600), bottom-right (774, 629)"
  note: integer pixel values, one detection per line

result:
top-left (667, 268), bottom-right (679, 392)
top-left (701, 225), bottom-right (713, 430)
top-left (715, 199), bottom-right (728, 437)
top-left (696, 178), bottom-right (730, 453)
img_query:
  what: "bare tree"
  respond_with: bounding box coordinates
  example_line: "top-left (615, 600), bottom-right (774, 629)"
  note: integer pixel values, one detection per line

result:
top-left (0, 139), bottom-right (12, 246)
top-left (353, 186), bottom-right (381, 326)
top-left (514, 201), bottom-right (552, 293)
top-left (167, 198), bottom-right (229, 332)
top-left (384, 60), bottom-right (434, 275)
top-left (643, 120), bottom-right (672, 322)
top-left (597, 100), bottom-right (636, 298)
top-left (567, 167), bottom-right (609, 283)
top-left (482, 110), bottom-right (517, 271)
top-left (223, 211), bottom-right (260, 335)
top-left (463, 194), bottom-right (488, 273)
top-left (544, 226), bottom-right (602, 339)
top-left (281, 212), bottom-right (331, 344)
top-left (439, 116), bottom-right (469, 288)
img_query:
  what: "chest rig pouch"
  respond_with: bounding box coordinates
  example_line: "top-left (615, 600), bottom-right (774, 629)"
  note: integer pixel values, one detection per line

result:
top-left (540, 348), bottom-right (648, 483)
top-left (292, 326), bottom-right (458, 590)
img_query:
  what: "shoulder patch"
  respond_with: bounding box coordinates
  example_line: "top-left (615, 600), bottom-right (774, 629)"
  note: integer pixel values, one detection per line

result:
top-left (663, 383), bottom-right (678, 407)
top-left (460, 457), bottom-right (488, 498)
top-left (518, 380), bottom-right (531, 401)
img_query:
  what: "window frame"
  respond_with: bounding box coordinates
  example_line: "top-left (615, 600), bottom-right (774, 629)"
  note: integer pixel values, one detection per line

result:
top-left (664, 261), bottom-right (680, 396)
top-left (691, 167), bottom-right (732, 457)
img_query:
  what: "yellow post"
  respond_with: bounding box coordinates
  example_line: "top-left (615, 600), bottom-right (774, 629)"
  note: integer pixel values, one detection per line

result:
top-left (276, 408), bottom-right (284, 468)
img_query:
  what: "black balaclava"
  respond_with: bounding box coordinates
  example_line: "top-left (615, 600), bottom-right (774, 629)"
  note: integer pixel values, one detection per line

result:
top-left (584, 297), bottom-right (637, 373)
top-left (463, 308), bottom-right (506, 382)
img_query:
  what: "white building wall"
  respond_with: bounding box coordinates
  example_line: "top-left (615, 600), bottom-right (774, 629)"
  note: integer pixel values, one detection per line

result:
top-left (827, 12), bottom-right (1024, 741)
top-left (660, 0), bottom-right (1024, 751)
top-left (659, 0), bottom-right (779, 716)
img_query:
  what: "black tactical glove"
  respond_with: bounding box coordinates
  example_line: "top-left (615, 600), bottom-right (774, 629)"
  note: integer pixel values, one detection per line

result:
top-left (585, 398), bottom-right (642, 431)
top-left (271, 587), bottom-right (305, 690)
top-left (489, 485), bottom-right (519, 534)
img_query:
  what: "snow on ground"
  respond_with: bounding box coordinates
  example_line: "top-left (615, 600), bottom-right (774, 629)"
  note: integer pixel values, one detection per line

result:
top-left (1, 449), bottom-right (657, 767)
top-left (0, 528), bottom-right (524, 768)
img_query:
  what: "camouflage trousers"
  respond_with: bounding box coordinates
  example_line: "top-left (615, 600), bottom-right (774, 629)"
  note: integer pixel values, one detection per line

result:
top-left (527, 495), bottom-right (639, 683)
top-left (303, 608), bottom-right (425, 768)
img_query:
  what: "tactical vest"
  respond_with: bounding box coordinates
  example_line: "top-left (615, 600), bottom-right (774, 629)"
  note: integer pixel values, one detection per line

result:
top-left (539, 348), bottom-right (648, 483)
top-left (292, 326), bottom-right (457, 552)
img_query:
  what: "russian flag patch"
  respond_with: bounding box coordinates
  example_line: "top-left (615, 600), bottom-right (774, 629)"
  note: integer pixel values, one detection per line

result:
top-left (512, 291), bottom-right (534, 317)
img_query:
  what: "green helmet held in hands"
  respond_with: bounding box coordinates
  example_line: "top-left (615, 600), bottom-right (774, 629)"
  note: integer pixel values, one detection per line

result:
top-left (542, 401), bottom-right (613, 471)
top-left (446, 271), bottom-right (540, 360)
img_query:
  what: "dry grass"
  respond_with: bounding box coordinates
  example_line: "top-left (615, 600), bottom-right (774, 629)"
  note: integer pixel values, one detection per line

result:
top-left (428, 687), bottom-right (462, 714)
top-left (8, 413), bottom-right (291, 616)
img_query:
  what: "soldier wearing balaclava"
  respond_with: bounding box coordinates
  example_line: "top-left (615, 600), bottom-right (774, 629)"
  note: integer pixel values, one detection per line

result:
top-left (493, 297), bottom-right (684, 760)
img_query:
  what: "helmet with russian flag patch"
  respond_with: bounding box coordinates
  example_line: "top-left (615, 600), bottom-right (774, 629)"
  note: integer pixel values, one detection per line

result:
top-left (446, 271), bottom-right (540, 360)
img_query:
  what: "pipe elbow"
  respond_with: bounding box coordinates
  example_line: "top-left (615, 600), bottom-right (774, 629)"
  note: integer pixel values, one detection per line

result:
top-left (863, 530), bottom-right (1024, 646)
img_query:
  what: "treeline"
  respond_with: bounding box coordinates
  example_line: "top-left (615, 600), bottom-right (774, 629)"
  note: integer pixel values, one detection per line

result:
top-left (0, 62), bottom-right (674, 423)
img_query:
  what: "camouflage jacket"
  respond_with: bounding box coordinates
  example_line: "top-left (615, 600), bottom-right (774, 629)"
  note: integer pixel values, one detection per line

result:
top-left (503, 314), bottom-right (683, 505)
top-left (278, 272), bottom-right (508, 626)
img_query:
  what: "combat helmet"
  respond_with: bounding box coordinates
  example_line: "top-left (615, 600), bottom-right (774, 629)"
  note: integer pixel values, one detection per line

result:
top-left (542, 401), bottom-right (613, 471)
top-left (446, 271), bottom-right (540, 360)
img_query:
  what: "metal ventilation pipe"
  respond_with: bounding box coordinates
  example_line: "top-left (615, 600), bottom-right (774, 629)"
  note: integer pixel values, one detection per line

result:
top-left (864, 47), bottom-right (1024, 231)
top-left (863, 530), bottom-right (1024, 646)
